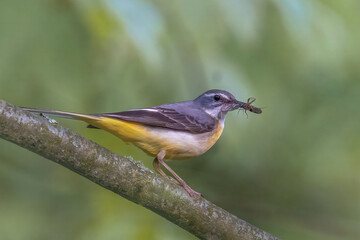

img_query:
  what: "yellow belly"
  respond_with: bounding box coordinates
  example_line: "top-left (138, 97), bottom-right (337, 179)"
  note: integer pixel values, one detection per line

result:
top-left (84, 117), bottom-right (223, 159)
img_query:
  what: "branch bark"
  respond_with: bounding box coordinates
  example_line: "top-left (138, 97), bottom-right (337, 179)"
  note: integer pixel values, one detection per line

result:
top-left (0, 99), bottom-right (279, 240)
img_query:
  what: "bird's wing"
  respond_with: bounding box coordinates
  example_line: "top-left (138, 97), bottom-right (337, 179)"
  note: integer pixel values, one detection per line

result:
top-left (95, 105), bottom-right (217, 134)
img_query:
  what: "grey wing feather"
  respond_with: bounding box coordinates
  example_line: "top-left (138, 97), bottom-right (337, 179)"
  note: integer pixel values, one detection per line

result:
top-left (96, 101), bottom-right (217, 133)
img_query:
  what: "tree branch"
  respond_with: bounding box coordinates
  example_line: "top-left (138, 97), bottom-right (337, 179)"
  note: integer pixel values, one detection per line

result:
top-left (0, 99), bottom-right (278, 240)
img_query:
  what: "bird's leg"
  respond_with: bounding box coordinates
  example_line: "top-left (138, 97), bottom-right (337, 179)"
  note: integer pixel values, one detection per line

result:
top-left (153, 154), bottom-right (178, 185)
top-left (153, 150), bottom-right (201, 198)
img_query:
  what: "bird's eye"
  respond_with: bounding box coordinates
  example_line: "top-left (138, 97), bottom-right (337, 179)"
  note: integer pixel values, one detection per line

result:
top-left (214, 95), bottom-right (221, 101)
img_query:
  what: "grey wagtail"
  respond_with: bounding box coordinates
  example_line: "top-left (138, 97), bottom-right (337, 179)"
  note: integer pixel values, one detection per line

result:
top-left (23, 89), bottom-right (262, 197)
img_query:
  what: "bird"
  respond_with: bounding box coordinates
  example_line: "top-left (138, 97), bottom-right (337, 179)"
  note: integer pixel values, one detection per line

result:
top-left (22, 89), bottom-right (262, 197)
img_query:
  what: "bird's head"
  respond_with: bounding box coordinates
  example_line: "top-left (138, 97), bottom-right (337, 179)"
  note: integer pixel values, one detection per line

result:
top-left (194, 89), bottom-right (261, 120)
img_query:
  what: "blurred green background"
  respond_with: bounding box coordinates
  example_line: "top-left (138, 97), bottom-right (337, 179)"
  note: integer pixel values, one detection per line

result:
top-left (1, 0), bottom-right (359, 239)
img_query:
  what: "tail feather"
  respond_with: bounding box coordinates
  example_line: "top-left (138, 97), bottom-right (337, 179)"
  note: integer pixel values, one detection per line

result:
top-left (21, 108), bottom-right (100, 121)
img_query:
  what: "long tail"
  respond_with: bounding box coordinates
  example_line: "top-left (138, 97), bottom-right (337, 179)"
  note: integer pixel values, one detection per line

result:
top-left (21, 108), bottom-right (100, 121)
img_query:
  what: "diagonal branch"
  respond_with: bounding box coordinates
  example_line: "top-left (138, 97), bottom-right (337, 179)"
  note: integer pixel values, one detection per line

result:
top-left (0, 99), bottom-right (279, 240)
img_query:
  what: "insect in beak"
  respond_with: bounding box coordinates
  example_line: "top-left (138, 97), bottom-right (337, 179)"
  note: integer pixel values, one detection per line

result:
top-left (243, 98), bottom-right (262, 114)
top-left (234, 98), bottom-right (262, 114)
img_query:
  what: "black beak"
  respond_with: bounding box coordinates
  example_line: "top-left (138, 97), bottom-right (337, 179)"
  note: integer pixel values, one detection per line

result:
top-left (231, 100), bottom-right (245, 110)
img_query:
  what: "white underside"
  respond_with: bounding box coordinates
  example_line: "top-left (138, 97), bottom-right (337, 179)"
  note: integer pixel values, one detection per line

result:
top-left (149, 128), bottom-right (212, 156)
top-left (145, 118), bottom-right (225, 158)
